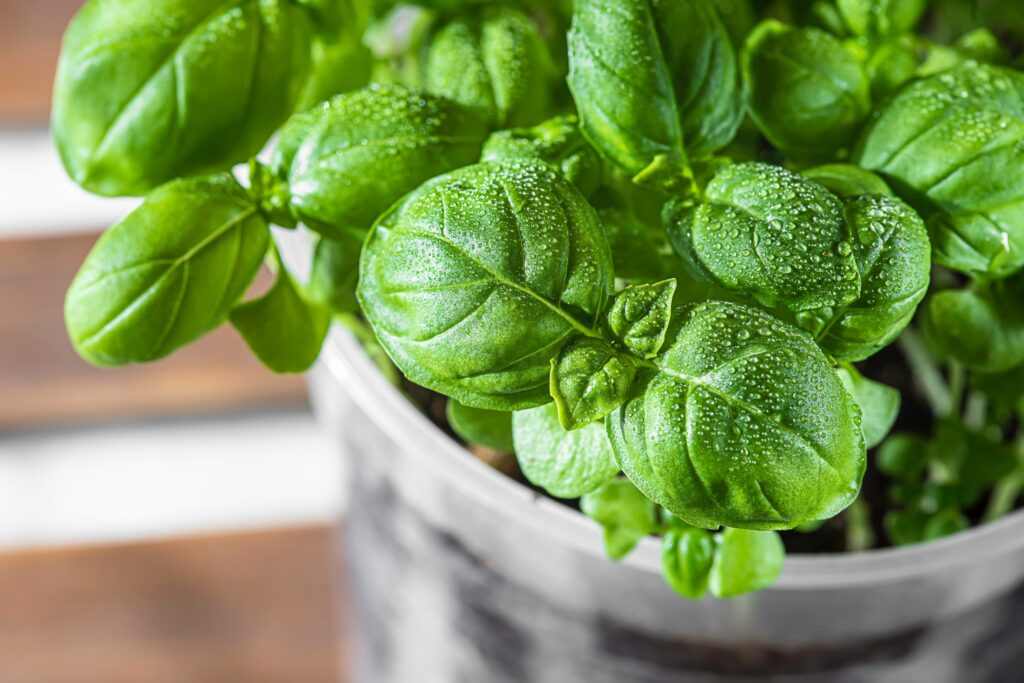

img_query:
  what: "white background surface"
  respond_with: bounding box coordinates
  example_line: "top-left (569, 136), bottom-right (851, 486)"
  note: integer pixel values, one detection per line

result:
top-left (0, 131), bottom-right (342, 549)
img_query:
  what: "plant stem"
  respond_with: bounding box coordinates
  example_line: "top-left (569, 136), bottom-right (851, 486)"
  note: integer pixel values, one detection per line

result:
top-left (948, 362), bottom-right (966, 417)
top-left (984, 433), bottom-right (1024, 522)
top-left (898, 327), bottom-right (952, 418)
top-left (845, 497), bottom-right (875, 552)
top-left (963, 391), bottom-right (988, 432)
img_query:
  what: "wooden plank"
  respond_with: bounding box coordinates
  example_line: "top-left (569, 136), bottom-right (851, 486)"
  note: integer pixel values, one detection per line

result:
top-left (0, 526), bottom-right (345, 683)
top-left (0, 233), bottom-right (308, 430)
top-left (0, 0), bottom-right (81, 124)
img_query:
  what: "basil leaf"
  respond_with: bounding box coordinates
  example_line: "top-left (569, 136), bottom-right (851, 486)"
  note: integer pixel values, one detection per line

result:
top-left (857, 64), bottom-right (1024, 278)
top-left (742, 21), bottom-right (870, 158)
top-left (605, 280), bottom-right (677, 360)
top-left (358, 161), bottom-right (615, 411)
top-left (481, 115), bottom-right (603, 197)
top-left (423, 7), bottom-right (555, 128)
top-left (884, 508), bottom-right (928, 546)
top-left (512, 403), bottom-right (619, 499)
top-left (580, 478), bottom-right (658, 560)
top-left (922, 508), bottom-right (970, 541)
top-left (660, 527), bottom-right (716, 600)
top-left (709, 528), bottom-right (785, 598)
top-left (877, 433), bottom-right (929, 479)
top-left (802, 164), bottom-right (893, 199)
top-left (308, 230), bottom-right (365, 315)
top-left (66, 174), bottom-right (269, 366)
top-left (567, 0), bottom-right (742, 192)
top-left (550, 338), bottom-right (637, 430)
top-left (53, 0), bottom-right (316, 197)
top-left (921, 278), bottom-right (1024, 373)
top-left (446, 399), bottom-right (515, 452)
top-left (667, 163), bottom-right (862, 317)
top-left (837, 0), bottom-right (926, 38)
top-left (607, 301), bottom-right (866, 530)
top-left (276, 84), bottom-right (489, 239)
top-left (814, 194), bottom-right (931, 361)
top-left (230, 253), bottom-right (330, 374)
top-left (599, 205), bottom-right (676, 283)
top-left (837, 365), bottom-right (900, 449)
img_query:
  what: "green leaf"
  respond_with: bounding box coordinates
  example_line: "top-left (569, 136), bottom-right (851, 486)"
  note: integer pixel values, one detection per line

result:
top-left (813, 194), bottom-right (931, 361)
top-left (53, 0), bottom-right (317, 196)
top-left (580, 478), bottom-right (658, 560)
top-left (709, 528), bottom-right (785, 598)
top-left (661, 527), bottom-right (716, 600)
top-left (358, 161), bottom-right (615, 411)
top-left (884, 508), bottom-right (928, 546)
top-left (605, 280), bottom-right (677, 360)
top-left (922, 508), bottom-right (970, 541)
top-left (230, 257), bottom-right (330, 375)
top-left (876, 433), bottom-right (929, 480)
top-left (742, 21), bottom-right (870, 158)
top-left (512, 402), bottom-right (619, 498)
top-left (857, 63), bottom-right (1024, 278)
top-left (837, 365), bottom-right (900, 449)
top-left (274, 84), bottom-right (489, 239)
top-left (667, 163), bottom-right (862, 317)
top-left (65, 174), bottom-right (269, 366)
top-left (802, 164), bottom-right (893, 199)
top-left (607, 301), bottom-right (866, 530)
top-left (837, 0), bottom-right (926, 38)
top-left (567, 0), bottom-right (742, 192)
top-left (423, 7), bottom-right (555, 128)
top-left (446, 399), bottom-right (515, 452)
top-left (307, 229), bottom-right (365, 315)
top-left (598, 205), bottom-right (675, 283)
top-left (550, 337), bottom-right (637, 430)
top-left (921, 278), bottom-right (1024, 374)
top-left (481, 115), bottom-right (603, 197)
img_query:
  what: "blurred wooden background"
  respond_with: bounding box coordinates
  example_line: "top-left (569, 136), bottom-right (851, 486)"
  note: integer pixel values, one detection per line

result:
top-left (0, 2), bottom-right (346, 681)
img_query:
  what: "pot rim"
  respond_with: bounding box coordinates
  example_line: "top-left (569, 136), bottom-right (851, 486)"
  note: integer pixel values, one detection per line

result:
top-left (320, 326), bottom-right (1024, 591)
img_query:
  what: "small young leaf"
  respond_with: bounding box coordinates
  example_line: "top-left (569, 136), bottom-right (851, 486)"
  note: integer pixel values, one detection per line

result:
top-left (308, 229), bottom-right (365, 315)
top-left (550, 338), bottom-right (637, 430)
top-left (446, 399), bottom-right (514, 452)
top-left (512, 402), bottom-right (619, 499)
top-left (709, 528), bottom-right (785, 598)
top-left (884, 508), bottom-right (928, 546)
top-left (837, 365), bottom-right (901, 449)
top-left (837, 0), bottom-right (926, 38)
top-left (922, 508), bottom-right (970, 542)
top-left (605, 280), bottom-right (677, 360)
top-left (65, 174), bottom-right (270, 366)
top-left (580, 478), bottom-right (658, 560)
top-left (230, 253), bottom-right (330, 374)
top-left (661, 527), bottom-right (716, 600)
top-left (876, 433), bottom-right (929, 480)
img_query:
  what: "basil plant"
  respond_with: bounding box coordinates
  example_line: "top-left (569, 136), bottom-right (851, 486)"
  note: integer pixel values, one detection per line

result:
top-left (57, 0), bottom-right (1024, 600)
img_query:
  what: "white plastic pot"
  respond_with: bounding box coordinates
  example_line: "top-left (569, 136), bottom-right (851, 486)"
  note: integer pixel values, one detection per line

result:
top-left (309, 326), bottom-right (1024, 683)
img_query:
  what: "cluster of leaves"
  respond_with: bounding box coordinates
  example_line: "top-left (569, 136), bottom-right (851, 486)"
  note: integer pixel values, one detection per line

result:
top-left (55, 0), bottom-right (1024, 600)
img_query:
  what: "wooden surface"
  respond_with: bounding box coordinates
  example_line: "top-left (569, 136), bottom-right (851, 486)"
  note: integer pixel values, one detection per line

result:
top-left (0, 233), bottom-right (308, 431)
top-left (0, 526), bottom-right (345, 683)
top-left (0, 0), bottom-right (81, 125)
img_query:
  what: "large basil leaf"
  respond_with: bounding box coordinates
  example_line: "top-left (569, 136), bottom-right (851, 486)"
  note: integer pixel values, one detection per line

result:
top-left (667, 163), bottom-right (861, 317)
top-left (567, 0), bottom-right (742, 192)
top-left (857, 64), bottom-right (1024, 278)
top-left (512, 403), bottom-right (619, 499)
top-left (53, 0), bottom-right (316, 197)
top-left (803, 164), bottom-right (893, 199)
top-left (921, 278), bottom-right (1024, 373)
top-left (358, 161), bottom-right (615, 410)
top-left (275, 84), bottom-right (489, 239)
top-left (742, 21), bottom-right (870, 158)
top-left (837, 0), bottom-right (926, 38)
top-left (423, 7), bottom-right (555, 128)
top-left (66, 175), bottom-right (270, 366)
top-left (607, 301), bottom-right (866, 530)
top-left (814, 194), bottom-right (931, 361)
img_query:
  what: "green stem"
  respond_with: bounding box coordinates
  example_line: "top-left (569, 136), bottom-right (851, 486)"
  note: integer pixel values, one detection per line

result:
top-left (948, 362), bottom-right (966, 418)
top-left (984, 433), bottom-right (1024, 522)
top-left (845, 497), bottom-right (875, 552)
top-left (963, 391), bottom-right (988, 432)
top-left (898, 327), bottom-right (952, 418)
